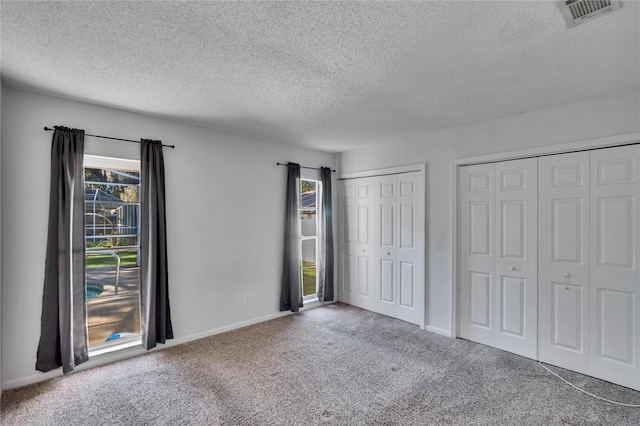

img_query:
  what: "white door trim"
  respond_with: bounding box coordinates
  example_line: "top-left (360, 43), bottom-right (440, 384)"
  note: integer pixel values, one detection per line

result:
top-left (452, 132), bottom-right (640, 338)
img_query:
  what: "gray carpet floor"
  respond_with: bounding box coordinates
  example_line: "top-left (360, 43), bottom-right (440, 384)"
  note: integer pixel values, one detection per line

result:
top-left (2, 303), bottom-right (640, 425)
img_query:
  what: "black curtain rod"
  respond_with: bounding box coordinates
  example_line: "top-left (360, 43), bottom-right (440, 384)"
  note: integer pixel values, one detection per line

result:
top-left (43, 127), bottom-right (176, 149)
top-left (276, 162), bottom-right (335, 172)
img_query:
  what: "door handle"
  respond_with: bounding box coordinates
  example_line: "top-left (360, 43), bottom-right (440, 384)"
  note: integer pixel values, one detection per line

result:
top-left (563, 272), bottom-right (572, 289)
top-left (509, 266), bottom-right (516, 271)
top-left (386, 252), bottom-right (391, 256)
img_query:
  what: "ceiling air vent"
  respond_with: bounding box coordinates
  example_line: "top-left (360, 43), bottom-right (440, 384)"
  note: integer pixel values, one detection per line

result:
top-left (559, 0), bottom-right (621, 28)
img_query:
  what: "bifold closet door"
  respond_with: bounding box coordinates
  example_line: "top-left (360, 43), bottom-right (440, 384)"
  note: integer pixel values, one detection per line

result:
top-left (373, 174), bottom-right (399, 319)
top-left (372, 172), bottom-right (423, 326)
top-left (589, 145), bottom-right (640, 389)
top-left (338, 178), bottom-right (374, 311)
top-left (459, 163), bottom-right (496, 347)
top-left (539, 145), bottom-right (639, 390)
top-left (494, 159), bottom-right (537, 359)
top-left (538, 152), bottom-right (591, 375)
top-left (459, 159), bottom-right (537, 358)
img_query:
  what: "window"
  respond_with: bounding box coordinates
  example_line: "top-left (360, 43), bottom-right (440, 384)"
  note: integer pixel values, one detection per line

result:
top-left (301, 179), bottom-right (320, 299)
top-left (84, 155), bottom-right (141, 349)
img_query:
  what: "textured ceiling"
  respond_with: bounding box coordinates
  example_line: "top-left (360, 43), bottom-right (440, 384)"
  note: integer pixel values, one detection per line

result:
top-left (1, 1), bottom-right (638, 152)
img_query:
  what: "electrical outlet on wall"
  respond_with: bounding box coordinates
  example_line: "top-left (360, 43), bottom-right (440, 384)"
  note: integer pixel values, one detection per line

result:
top-left (244, 293), bottom-right (251, 304)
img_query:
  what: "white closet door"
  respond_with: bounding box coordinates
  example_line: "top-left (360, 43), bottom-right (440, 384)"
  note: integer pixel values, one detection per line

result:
top-left (373, 174), bottom-right (399, 319)
top-left (339, 167), bottom-right (425, 327)
top-left (494, 159), bottom-right (538, 359)
top-left (396, 172), bottom-right (423, 326)
top-left (355, 178), bottom-right (375, 311)
top-left (372, 172), bottom-right (423, 326)
top-left (538, 152), bottom-right (590, 374)
top-left (338, 180), bottom-right (357, 305)
top-left (338, 178), bottom-right (374, 310)
top-left (589, 145), bottom-right (640, 389)
top-left (459, 163), bottom-right (496, 347)
top-left (373, 175), bottom-right (399, 318)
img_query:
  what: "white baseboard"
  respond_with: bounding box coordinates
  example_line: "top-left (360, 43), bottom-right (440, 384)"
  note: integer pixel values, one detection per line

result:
top-left (425, 325), bottom-right (452, 338)
top-left (168, 311), bottom-right (292, 347)
top-left (2, 301), bottom-right (334, 390)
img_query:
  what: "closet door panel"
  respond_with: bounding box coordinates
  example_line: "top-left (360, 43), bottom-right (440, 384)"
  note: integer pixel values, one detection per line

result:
top-left (589, 145), bottom-right (640, 389)
top-left (357, 255), bottom-right (370, 296)
top-left (380, 259), bottom-right (395, 302)
top-left (494, 158), bottom-right (537, 359)
top-left (470, 272), bottom-right (492, 327)
top-left (338, 179), bottom-right (374, 310)
top-left (400, 261), bottom-right (415, 308)
top-left (538, 152), bottom-right (590, 374)
top-left (356, 178), bottom-right (374, 310)
top-left (551, 282), bottom-right (583, 350)
top-left (397, 172), bottom-right (423, 325)
top-left (339, 181), bottom-right (357, 303)
top-left (459, 164), bottom-right (496, 346)
top-left (374, 175), bottom-right (398, 318)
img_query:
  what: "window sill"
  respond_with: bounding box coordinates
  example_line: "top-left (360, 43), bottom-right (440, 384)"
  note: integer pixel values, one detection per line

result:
top-left (301, 298), bottom-right (337, 312)
top-left (89, 336), bottom-right (142, 357)
top-left (303, 295), bottom-right (319, 304)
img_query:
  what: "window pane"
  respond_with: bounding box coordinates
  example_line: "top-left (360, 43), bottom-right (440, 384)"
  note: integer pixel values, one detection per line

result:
top-left (85, 167), bottom-right (140, 185)
top-left (301, 180), bottom-right (317, 206)
top-left (301, 209), bottom-right (317, 236)
top-left (85, 164), bottom-right (141, 347)
top-left (301, 179), bottom-right (317, 237)
top-left (301, 239), bottom-right (316, 297)
top-left (85, 202), bottom-right (139, 248)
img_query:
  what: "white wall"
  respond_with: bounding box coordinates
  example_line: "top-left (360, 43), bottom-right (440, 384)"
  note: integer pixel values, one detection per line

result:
top-left (338, 89), bottom-right (640, 335)
top-left (0, 81), bottom-right (4, 396)
top-left (1, 87), bottom-right (336, 388)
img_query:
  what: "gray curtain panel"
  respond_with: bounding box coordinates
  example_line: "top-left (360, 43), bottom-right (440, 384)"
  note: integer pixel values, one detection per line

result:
top-left (140, 139), bottom-right (174, 350)
top-left (317, 167), bottom-right (335, 302)
top-left (280, 162), bottom-right (303, 312)
top-left (36, 127), bottom-right (89, 374)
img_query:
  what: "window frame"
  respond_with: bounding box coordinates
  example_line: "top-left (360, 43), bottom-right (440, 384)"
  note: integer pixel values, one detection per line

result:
top-left (300, 177), bottom-right (321, 301)
top-left (84, 154), bottom-right (143, 353)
